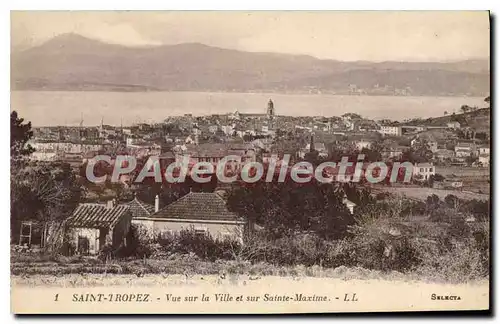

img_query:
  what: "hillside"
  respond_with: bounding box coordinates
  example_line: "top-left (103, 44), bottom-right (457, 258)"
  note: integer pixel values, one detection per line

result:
top-left (403, 107), bottom-right (491, 134)
top-left (11, 33), bottom-right (490, 96)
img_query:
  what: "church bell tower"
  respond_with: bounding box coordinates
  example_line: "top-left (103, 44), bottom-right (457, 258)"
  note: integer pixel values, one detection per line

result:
top-left (267, 99), bottom-right (275, 129)
top-left (267, 99), bottom-right (275, 118)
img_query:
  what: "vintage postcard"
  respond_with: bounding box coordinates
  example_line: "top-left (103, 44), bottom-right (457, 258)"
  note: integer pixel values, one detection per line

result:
top-left (10, 11), bottom-right (490, 314)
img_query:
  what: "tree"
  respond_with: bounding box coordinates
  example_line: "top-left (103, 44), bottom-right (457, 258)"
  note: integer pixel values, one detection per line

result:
top-left (341, 113), bottom-right (362, 120)
top-left (360, 146), bottom-right (382, 163)
top-left (401, 139), bottom-right (433, 164)
top-left (465, 154), bottom-right (478, 166)
top-left (475, 132), bottom-right (488, 141)
top-left (304, 150), bottom-right (320, 166)
top-left (227, 181), bottom-right (354, 240)
top-left (430, 173), bottom-right (445, 182)
top-left (460, 105), bottom-right (471, 114)
top-left (10, 112), bottom-right (84, 243)
top-left (444, 111), bottom-right (448, 116)
top-left (11, 111), bottom-right (34, 164)
top-left (444, 194), bottom-right (460, 210)
top-left (11, 161), bottom-right (83, 240)
top-left (425, 194), bottom-right (441, 214)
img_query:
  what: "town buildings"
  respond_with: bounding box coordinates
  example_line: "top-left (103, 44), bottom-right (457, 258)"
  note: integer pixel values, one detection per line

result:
top-left (354, 139), bottom-right (372, 151)
top-left (381, 146), bottom-right (409, 160)
top-left (447, 121), bottom-right (461, 129)
top-left (298, 136), bottom-right (329, 159)
top-left (410, 136), bottom-right (438, 152)
top-left (413, 162), bottom-right (436, 181)
top-left (455, 142), bottom-right (477, 158)
top-left (433, 149), bottom-right (455, 163)
top-left (477, 144), bottom-right (490, 156)
top-left (28, 140), bottom-right (103, 155)
top-left (379, 125), bottom-right (402, 136)
top-left (478, 154), bottom-right (490, 167)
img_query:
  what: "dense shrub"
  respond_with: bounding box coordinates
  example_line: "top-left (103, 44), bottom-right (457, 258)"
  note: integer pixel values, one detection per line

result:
top-left (157, 229), bottom-right (238, 261)
top-left (416, 237), bottom-right (488, 282)
top-left (102, 217), bottom-right (488, 281)
top-left (98, 224), bottom-right (158, 260)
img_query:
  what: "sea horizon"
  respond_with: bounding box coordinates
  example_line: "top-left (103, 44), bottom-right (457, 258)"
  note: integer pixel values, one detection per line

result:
top-left (11, 90), bottom-right (487, 127)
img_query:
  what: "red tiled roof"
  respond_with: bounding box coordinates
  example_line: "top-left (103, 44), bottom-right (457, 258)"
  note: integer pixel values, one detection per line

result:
top-left (126, 197), bottom-right (155, 218)
top-left (67, 204), bottom-right (130, 228)
top-left (152, 192), bottom-right (242, 222)
top-left (456, 142), bottom-right (475, 148)
top-left (229, 143), bottom-right (254, 150)
top-left (184, 143), bottom-right (228, 158)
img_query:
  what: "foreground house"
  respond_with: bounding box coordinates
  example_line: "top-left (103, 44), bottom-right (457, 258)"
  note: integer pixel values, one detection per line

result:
top-left (65, 201), bottom-right (132, 255)
top-left (133, 192), bottom-right (250, 243)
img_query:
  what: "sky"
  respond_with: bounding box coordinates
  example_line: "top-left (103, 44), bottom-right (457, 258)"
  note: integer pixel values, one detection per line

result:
top-left (11, 11), bottom-right (490, 62)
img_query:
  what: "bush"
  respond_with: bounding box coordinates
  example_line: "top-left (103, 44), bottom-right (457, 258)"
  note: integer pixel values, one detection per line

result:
top-left (416, 238), bottom-right (488, 282)
top-left (97, 224), bottom-right (159, 260)
top-left (324, 239), bottom-right (357, 268)
top-left (156, 229), bottom-right (240, 261)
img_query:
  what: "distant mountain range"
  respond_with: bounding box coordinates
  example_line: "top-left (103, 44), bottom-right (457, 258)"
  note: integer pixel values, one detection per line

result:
top-left (11, 33), bottom-right (490, 96)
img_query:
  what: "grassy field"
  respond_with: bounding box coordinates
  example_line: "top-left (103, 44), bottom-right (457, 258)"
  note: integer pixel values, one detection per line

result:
top-left (11, 252), bottom-right (488, 286)
top-left (376, 186), bottom-right (489, 201)
top-left (435, 166), bottom-right (490, 195)
top-left (11, 257), bottom-right (419, 283)
top-left (436, 166), bottom-right (490, 179)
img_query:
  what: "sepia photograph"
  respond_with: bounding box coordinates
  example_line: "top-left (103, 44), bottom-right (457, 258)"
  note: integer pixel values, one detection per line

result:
top-left (9, 10), bottom-right (491, 314)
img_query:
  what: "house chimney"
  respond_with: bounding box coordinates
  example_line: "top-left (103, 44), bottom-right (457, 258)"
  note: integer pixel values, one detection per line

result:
top-left (106, 199), bottom-right (115, 209)
top-left (155, 195), bottom-right (160, 213)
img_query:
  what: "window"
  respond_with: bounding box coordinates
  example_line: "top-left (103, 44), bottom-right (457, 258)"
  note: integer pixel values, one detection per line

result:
top-left (420, 168), bottom-right (424, 172)
top-left (429, 168), bottom-right (433, 173)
